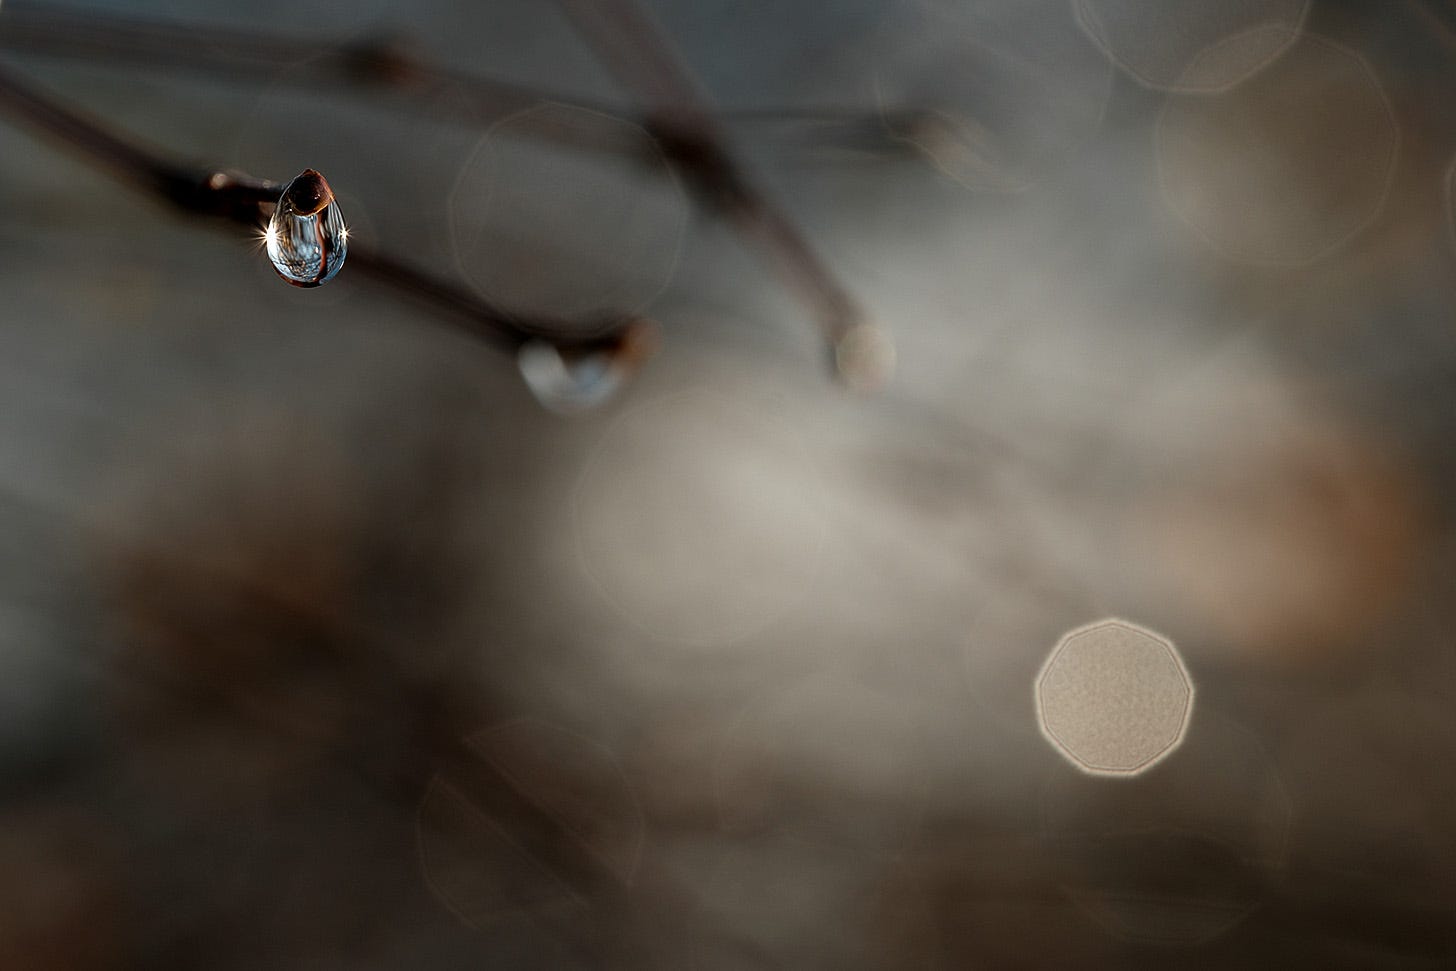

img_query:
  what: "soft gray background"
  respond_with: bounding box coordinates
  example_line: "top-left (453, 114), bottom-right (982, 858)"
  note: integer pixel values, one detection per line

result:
top-left (2, 0), bottom-right (1456, 967)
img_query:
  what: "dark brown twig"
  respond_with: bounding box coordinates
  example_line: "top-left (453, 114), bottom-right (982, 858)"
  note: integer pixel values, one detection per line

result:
top-left (552, 0), bottom-right (886, 385)
top-left (0, 2), bottom-right (909, 160)
top-left (0, 60), bottom-right (640, 356)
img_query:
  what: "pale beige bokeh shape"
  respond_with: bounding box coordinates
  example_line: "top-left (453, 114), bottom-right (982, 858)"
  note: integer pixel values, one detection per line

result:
top-left (1156, 35), bottom-right (1398, 266)
top-left (415, 719), bottom-right (644, 930)
top-left (881, 0), bottom-right (1113, 192)
top-left (1035, 619), bottom-right (1192, 776)
top-left (1074, 0), bottom-right (1308, 93)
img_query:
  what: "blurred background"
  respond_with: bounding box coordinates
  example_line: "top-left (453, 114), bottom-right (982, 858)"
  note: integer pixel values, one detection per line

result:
top-left (2, 0), bottom-right (1456, 967)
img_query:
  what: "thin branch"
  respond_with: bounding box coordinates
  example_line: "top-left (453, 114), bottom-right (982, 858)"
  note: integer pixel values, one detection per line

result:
top-left (3, 0), bottom-right (898, 382)
top-left (0, 2), bottom-right (910, 158)
top-left (0, 60), bottom-right (640, 356)
top-left (553, 0), bottom-right (880, 378)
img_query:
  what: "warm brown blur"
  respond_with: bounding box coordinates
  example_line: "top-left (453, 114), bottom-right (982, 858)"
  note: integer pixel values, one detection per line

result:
top-left (1, 0), bottom-right (1455, 967)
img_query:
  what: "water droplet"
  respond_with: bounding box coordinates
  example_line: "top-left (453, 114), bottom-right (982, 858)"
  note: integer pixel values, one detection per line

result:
top-left (517, 320), bottom-right (657, 414)
top-left (885, 110), bottom-right (1026, 193)
top-left (833, 321), bottom-right (896, 393)
top-left (265, 169), bottom-right (347, 288)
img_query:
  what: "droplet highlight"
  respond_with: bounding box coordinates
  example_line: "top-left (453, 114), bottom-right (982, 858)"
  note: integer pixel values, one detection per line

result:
top-left (265, 168), bottom-right (347, 288)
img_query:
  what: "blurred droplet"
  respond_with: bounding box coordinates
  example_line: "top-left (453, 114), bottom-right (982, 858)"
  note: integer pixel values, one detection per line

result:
top-left (517, 320), bottom-right (658, 415)
top-left (449, 103), bottom-right (688, 321)
top-left (833, 321), bottom-right (896, 393)
top-left (1156, 35), bottom-right (1398, 265)
top-left (878, 0), bottom-right (1112, 191)
top-left (265, 169), bottom-right (348, 288)
top-left (518, 341), bottom-right (622, 414)
top-left (1074, 0), bottom-right (1308, 92)
top-left (1035, 619), bottom-right (1192, 776)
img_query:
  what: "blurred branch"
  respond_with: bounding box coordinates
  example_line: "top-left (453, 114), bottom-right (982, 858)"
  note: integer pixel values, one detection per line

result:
top-left (1404, 0), bottom-right (1456, 48)
top-left (1, 0), bottom-right (899, 382)
top-left (0, 1), bottom-right (911, 160)
top-left (0, 60), bottom-right (642, 356)
top-left (554, 0), bottom-right (877, 373)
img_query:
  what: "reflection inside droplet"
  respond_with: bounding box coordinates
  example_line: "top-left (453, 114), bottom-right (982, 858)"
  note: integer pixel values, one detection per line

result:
top-left (265, 168), bottom-right (348, 288)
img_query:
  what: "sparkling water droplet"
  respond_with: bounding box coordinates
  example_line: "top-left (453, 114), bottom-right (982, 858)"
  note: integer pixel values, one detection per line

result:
top-left (517, 320), bottom-right (657, 414)
top-left (265, 169), bottom-right (347, 288)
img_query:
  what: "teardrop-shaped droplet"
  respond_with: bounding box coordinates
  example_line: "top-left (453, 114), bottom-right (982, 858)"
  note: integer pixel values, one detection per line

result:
top-left (516, 321), bottom-right (657, 415)
top-left (265, 168), bottom-right (347, 288)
